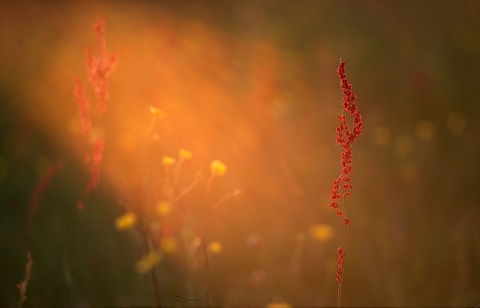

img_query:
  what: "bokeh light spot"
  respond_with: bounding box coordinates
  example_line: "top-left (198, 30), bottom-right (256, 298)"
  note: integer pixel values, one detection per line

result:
top-left (208, 241), bottom-right (223, 254)
top-left (310, 224), bottom-right (333, 241)
top-left (398, 162), bottom-right (418, 182)
top-left (160, 236), bottom-right (178, 254)
top-left (266, 301), bottom-right (292, 308)
top-left (156, 201), bottom-right (172, 217)
top-left (446, 111), bottom-right (467, 135)
top-left (416, 121), bottom-right (435, 140)
top-left (393, 133), bottom-right (415, 159)
top-left (373, 126), bottom-right (392, 146)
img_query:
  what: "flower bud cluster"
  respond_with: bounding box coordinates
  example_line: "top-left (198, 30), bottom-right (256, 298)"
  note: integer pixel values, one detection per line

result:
top-left (329, 59), bottom-right (363, 226)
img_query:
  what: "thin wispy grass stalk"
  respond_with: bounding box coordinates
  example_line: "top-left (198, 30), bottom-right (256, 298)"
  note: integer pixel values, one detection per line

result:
top-left (17, 251), bottom-right (33, 308)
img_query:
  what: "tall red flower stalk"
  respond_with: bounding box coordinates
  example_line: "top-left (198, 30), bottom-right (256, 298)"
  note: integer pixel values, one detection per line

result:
top-left (329, 59), bottom-right (363, 307)
top-left (75, 18), bottom-right (118, 201)
top-left (73, 80), bottom-right (91, 139)
top-left (26, 159), bottom-right (65, 246)
top-left (86, 17), bottom-right (118, 115)
top-left (85, 139), bottom-right (104, 196)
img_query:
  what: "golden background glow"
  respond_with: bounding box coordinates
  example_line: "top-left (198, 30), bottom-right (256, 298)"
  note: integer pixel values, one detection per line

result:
top-left (1, 1), bottom-right (479, 307)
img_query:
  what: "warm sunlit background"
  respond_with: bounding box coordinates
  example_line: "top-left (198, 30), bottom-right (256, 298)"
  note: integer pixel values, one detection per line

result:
top-left (1, 1), bottom-right (479, 307)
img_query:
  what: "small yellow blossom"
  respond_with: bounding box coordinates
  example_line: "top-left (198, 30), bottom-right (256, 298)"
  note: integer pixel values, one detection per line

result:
top-left (115, 212), bottom-right (137, 231)
top-left (149, 106), bottom-right (166, 118)
top-left (156, 201), bottom-right (172, 217)
top-left (161, 236), bottom-right (178, 254)
top-left (162, 156), bottom-right (176, 167)
top-left (210, 160), bottom-right (227, 177)
top-left (208, 241), bottom-right (223, 254)
top-left (310, 224), bottom-right (333, 241)
top-left (179, 149), bottom-right (192, 160)
top-left (135, 250), bottom-right (162, 274)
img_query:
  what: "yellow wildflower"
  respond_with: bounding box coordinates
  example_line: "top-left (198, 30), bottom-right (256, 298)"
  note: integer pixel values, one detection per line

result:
top-left (208, 241), bottom-right (223, 254)
top-left (149, 106), bottom-right (166, 118)
top-left (162, 156), bottom-right (176, 167)
top-left (115, 212), bottom-right (136, 231)
top-left (156, 201), bottom-right (172, 217)
top-left (161, 236), bottom-right (178, 254)
top-left (179, 149), bottom-right (192, 160)
top-left (310, 224), bottom-right (333, 241)
top-left (135, 250), bottom-right (161, 274)
top-left (210, 160), bottom-right (227, 177)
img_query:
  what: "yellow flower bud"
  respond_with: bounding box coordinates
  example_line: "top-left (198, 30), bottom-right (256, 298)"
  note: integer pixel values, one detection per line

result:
top-left (210, 159), bottom-right (227, 176)
top-left (149, 106), bottom-right (166, 118)
top-left (179, 149), bottom-right (192, 160)
top-left (135, 251), bottom-right (161, 274)
top-left (162, 156), bottom-right (176, 167)
top-left (115, 212), bottom-right (137, 231)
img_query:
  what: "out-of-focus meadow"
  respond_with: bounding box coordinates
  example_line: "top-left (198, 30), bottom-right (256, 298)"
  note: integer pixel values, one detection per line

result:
top-left (1, 1), bottom-right (479, 307)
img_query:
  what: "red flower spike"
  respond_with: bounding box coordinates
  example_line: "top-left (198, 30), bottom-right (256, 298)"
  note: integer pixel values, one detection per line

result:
top-left (84, 18), bottom-right (118, 115)
top-left (330, 201), bottom-right (339, 209)
top-left (85, 139), bottom-right (104, 195)
top-left (73, 80), bottom-right (91, 139)
top-left (75, 18), bottom-right (118, 201)
top-left (329, 58), bottom-right (363, 222)
top-left (329, 59), bottom-right (364, 297)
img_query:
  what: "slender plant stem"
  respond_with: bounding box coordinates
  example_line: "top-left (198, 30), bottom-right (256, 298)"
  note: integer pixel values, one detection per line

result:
top-left (143, 235), bottom-right (161, 307)
top-left (201, 239), bottom-right (213, 306)
top-left (150, 270), bottom-right (162, 307)
top-left (337, 222), bottom-right (349, 308)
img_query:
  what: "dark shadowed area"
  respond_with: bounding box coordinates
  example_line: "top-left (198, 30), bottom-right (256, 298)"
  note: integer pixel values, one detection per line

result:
top-left (1, 1), bottom-right (479, 307)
